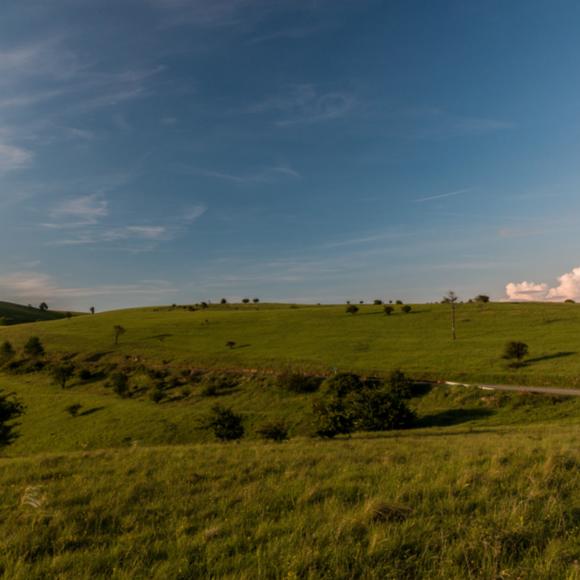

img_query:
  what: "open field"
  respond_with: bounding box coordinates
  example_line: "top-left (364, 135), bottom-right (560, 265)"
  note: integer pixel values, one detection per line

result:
top-left (2, 302), bottom-right (580, 386)
top-left (1, 425), bottom-right (579, 579)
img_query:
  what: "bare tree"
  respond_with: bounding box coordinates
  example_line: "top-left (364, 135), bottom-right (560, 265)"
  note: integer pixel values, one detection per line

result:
top-left (443, 291), bottom-right (458, 340)
top-left (113, 325), bottom-right (126, 346)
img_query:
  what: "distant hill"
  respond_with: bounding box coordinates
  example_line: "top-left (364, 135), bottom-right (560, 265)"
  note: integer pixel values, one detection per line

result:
top-left (0, 301), bottom-right (70, 325)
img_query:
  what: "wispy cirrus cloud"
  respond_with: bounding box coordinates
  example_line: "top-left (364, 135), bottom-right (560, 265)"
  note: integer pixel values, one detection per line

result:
top-left (413, 188), bottom-right (472, 203)
top-left (247, 84), bottom-right (356, 126)
top-left (0, 142), bottom-right (33, 172)
top-left (185, 165), bottom-right (300, 184)
top-left (42, 194), bottom-right (206, 250)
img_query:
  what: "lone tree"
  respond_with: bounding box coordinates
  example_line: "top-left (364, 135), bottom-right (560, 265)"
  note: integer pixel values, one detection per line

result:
top-left (346, 304), bottom-right (359, 315)
top-left (220, 298), bottom-right (227, 304)
top-left (242, 298), bottom-right (250, 304)
top-left (39, 302), bottom-right (48, 312)
top-left (401, 305), bottom-right (412, 314)
top-left (51, 364), bottom-right (75, 389)
top-left (24, 336), bottom-right (44, 358)
top-left (252, 298), bottom-right (260, 304)
top-left (0, 390), bottom-right (25, 448)
top-left (90, 306), bottom-right (95, 315)
top-left (503, 341), bottom-right (529, 367)
top-left (226, 340), bottom-right (236, 349)
top-left (474, 294), bottom-right (490, 303)
top-left (373, 299), bottom-right (383, 305)
top-left (442, 291), bottom-right (459, 341)
top-left (113, 325), bottom-right (126, 346)
top-left (384, 305), bottom-right (394, 316)
top-left (65, 403), bottom-right (82, 417)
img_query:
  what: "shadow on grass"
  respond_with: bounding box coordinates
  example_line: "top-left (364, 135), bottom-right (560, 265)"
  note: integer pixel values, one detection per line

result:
top-left (79, 406), bottom-right (106, 417)
top-left (83, 351), bottom-right (112, 362)
top-left (415, 408), bottom-right (495, 428)
top-left (524, 351), bottom-right (576, 365)
top-left (233, 344), bottom-right (251, 349)
top-left (148, 334), bottom-right (173, 342)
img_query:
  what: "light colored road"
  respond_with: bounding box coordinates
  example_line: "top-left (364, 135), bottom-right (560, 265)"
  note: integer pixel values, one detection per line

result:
top-left (443, 381), bottom-right (580, 397)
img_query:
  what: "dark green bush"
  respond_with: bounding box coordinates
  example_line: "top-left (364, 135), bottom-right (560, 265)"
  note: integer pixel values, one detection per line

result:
top-left (321, 373), bottom-right (364, 398)
top-left (203, 405), bottom-right (244, 441)
top-left (256, 420), bottom-right (289, 442)
top-left (50, 364), bottom-right (75, 389)
top-left (277, 370), bottom-right (322, 393)
top-left (312, 397), bottom-right (354, 438)
top-left (149, 387), bottom-right (166, 403)
top-left (387, 369), bottom-right (412, 399)
top-left (24, 336), bottom-right (44, 358)
top-left (78, 368), bottom-right (93, 382)
top-left (0, 389), bottom-right (25, 447)
top-left (108, 372), bottom-right (130, 397)
top-left (0, 341), bottom-right (15, 362)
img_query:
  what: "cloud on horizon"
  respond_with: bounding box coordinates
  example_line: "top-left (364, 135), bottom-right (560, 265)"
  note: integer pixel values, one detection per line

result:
top-left (505, 266), bottom-right (580, 302)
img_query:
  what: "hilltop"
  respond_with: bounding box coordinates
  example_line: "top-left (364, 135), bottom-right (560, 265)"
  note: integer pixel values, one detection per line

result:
top-left (0, 300), bottom-right (72, 326)
top-left (2, 301), bottom-right (580, 386)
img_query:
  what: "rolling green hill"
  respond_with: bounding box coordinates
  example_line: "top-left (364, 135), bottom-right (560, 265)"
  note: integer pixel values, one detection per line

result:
top-left (0, 301), bottom-right (71, 326)
top-left (2, 301), bottom-right (580, 386)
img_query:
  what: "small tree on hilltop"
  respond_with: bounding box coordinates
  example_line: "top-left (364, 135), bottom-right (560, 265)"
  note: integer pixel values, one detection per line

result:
top-left (226, 340), bottom-right (236, 349)
top-left (252, 298), bottom-right (260, 304)
top-left (113, 325), bottom-right (126, 346)
top-left (442, 291), bottom-right (459, 341)
top-left (373, 299), bottom-right (383, 305)
top-left (90, 306), bottom-right (95, 315)
top-left (51, 364), bottom-right (75, 389)
top-left (401, 305), bottom-right (412, 314)
top-left (0, 390), bottom-right (25, 448)
top-left (474, 294), bottom-right (490, 303)
top-left (203, 405), bottom-right (244, 441)
top-left (242, 298), bottom-right (250, 304)
top-left (503, 341), bottom-right (529, 367)
top-left (384, 305), bottom-right (394, 316)
top-left (24, 336), bottom-right (44, 358)
top-left (346, 304), bottom-right (359, 315)
top-left (220, 298), bottom-right (227, 304)
top-left (39, 302), bottom-right (48, 312)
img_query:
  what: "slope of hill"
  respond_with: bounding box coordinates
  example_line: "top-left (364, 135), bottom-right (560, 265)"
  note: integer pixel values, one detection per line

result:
top-left (0, 301), bottom-right (70, 325)
top-left (1, 301), bottom-right (580, 386)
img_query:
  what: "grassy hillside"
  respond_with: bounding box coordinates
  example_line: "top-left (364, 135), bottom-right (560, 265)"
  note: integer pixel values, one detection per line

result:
top-left (0, 301), bottom-right (70, 326)
top-left (2, 301), bottom-right (580, 385)
top-left (2, 302), bottom-right (580, 578)
top-left (1, 425), bottom-right (579, 579)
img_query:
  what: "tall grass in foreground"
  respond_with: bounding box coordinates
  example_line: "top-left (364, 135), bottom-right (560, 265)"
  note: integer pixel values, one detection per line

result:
top-left (1, 425), bottom-right (579, 579)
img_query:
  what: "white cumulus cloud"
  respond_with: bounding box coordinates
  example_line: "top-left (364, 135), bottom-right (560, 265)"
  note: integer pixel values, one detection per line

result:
top-left (505, 266), bottom-right (580, 302)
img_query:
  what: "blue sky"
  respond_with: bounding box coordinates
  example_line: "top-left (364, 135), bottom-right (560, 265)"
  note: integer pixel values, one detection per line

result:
top-left (2, 0), bottom-right (580, 310)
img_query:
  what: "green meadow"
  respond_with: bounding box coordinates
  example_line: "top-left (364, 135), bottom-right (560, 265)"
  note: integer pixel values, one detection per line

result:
top-left (1, 302), bottom-right (580, 578)
top-left (2, 301), bottom-right (580, 385)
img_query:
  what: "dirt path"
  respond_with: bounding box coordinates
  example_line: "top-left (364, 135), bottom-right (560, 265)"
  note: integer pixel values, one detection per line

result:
top-left (443, 381), bottom-right (580, 397)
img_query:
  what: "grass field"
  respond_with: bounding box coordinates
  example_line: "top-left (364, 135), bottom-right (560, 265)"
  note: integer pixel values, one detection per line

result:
top-left (2, 301), bottom-right (580, 578)
top-left (1, 425), bottom-right (579, 579)
top-left (2, 301), bottom-right (580, 386)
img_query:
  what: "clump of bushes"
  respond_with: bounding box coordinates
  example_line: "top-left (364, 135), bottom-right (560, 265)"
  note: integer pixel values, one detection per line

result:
top-left (256, 420), bottom-right (289, 442)
top-left (149, 386), bottom-right (166, 403)
top-left (346, 304), bottom-right (359, 315)
top-left (313, 372), bottom-right (415, 438)
top-left (202, 405), bottom-right (244, 441)
top-left (277, 370), bottom-right (322, 393)
top-left (200, 373), bottom-right (239, 397)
